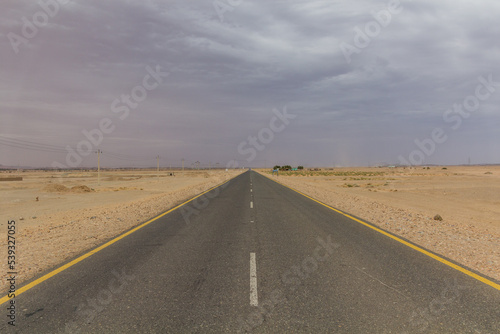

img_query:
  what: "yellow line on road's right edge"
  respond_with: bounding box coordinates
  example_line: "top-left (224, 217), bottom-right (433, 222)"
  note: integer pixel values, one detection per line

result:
top-left (0, 174), bottom-right (240, 306)
top-left (261, 173), bottom-right (500, 291)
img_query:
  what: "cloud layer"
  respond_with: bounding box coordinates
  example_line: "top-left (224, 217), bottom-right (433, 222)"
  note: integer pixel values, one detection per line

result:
top-left (1, 0), bottom-right (499, 168)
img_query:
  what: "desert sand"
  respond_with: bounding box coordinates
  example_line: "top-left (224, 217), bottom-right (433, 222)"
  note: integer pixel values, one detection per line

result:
top-left (0, 169), bottom-right (243, 293)
top-left (257, 166), bottom-right (499, 281)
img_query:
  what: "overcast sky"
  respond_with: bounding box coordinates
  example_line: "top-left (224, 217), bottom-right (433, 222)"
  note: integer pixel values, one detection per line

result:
top-left (1, 0), bottom-right (499, 168)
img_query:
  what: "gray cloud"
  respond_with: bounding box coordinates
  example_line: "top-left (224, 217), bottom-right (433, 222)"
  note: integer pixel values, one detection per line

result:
top-left (1, 0), bottom-right (499, 168)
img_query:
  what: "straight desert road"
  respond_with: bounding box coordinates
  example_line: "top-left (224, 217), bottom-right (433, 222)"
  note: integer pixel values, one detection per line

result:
top-left (1, 170), bottom-right (499, 333)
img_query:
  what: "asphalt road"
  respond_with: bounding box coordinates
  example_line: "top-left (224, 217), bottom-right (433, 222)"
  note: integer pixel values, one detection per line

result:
top-left (2, 170), bottom-right (499, 333)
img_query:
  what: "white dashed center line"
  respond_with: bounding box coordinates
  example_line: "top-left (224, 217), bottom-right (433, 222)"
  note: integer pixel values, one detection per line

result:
top-left (250, 252), bottom-right (258, 306)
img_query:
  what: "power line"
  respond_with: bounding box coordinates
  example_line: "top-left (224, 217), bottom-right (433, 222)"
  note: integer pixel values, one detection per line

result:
top-left (0, 136), bottom-right (69, 153)
top-left (0, 135), bottom-right (68, 150)
top-left (104, 152), bottom-right (153, 161)
top-left (0, 136), bottom-right (155, 161)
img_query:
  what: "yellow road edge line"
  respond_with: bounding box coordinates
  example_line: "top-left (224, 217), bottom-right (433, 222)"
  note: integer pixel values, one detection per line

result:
top-left (0, 175), bottom-right (239, 306)
top-left (261, 172), bottom-right (500, 291)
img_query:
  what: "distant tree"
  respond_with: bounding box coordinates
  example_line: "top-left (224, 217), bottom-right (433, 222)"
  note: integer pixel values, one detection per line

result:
top-left (273, 165), bottom-right (281, 170)
top-left (282, 165), bottom-right (292, 171)
top-left (297, 166), bottom-right (304, 170)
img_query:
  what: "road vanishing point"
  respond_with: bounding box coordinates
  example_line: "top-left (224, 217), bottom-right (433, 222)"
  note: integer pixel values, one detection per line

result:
top-left (1, 170), bottom-right (499, 333)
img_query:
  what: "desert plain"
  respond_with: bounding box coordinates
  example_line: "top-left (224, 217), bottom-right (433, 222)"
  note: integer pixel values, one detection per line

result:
top-left (0, 165), bottom-right (498, 294)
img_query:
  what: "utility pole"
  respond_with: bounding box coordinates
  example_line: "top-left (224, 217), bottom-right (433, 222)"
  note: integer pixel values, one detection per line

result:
top-left (96, 149), bottom-right (102, 185)
top-left (209, 161), bottom-right (211, 170)
top-left (156, 155), bottom-right (160, 182)
top-left (182, 158), bottom-right (184, 172)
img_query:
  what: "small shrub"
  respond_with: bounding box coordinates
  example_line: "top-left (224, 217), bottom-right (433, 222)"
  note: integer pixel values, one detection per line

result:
top-left (433, 214), bottom-right (443, 221)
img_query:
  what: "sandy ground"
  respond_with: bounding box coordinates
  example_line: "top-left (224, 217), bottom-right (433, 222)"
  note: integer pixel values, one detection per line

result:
top-left (0, 169), bottom-right (243, 293)
top-left (257, 166), bottom-right (500, 281)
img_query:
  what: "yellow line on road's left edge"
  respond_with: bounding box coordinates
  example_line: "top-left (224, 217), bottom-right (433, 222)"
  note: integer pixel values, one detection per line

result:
top-left (0, 175), bottom-right (238, 306)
